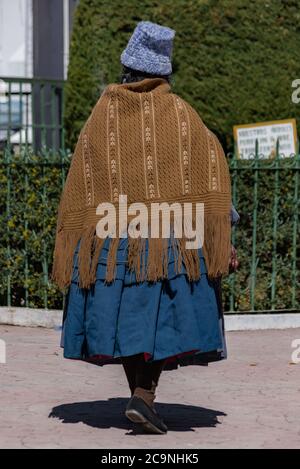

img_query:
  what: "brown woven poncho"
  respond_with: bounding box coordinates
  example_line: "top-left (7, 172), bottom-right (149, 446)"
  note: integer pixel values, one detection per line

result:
top-left (52, 77), bottom-right (231, 290)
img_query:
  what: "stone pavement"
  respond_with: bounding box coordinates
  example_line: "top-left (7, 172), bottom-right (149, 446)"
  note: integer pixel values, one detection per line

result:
top-left (0, 325), bottom-right (299, 449)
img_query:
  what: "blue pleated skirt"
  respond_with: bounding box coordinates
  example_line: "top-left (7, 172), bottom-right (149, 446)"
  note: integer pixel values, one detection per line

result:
top-left (61, 237), bottom-right (227, 370)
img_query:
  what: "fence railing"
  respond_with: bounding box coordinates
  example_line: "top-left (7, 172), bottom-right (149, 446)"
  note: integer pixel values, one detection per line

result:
top-left (0, 77), bottom-right (299, 312)
top-left (228, 143), bottom-right (300, 313)
top-left (0, 76), bottom-right (65, 152)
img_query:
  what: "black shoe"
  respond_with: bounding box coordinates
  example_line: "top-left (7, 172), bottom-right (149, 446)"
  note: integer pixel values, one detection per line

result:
top-left (125, 396), bottom-right (168, 434)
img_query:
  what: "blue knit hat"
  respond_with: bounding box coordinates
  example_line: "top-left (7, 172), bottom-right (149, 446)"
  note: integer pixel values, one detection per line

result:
top-left (120, 21), bottom-right (175, 76)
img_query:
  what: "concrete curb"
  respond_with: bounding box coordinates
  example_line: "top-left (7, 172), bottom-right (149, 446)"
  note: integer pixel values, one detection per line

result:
top-left (0, 307), bottom-right (300, 331)
top-left (225, 313), bottom-right (300, 331)
top-left (0, 307), bottom-right (62, 329)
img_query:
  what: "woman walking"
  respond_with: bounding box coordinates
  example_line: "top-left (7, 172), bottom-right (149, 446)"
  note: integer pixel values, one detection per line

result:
top-left (52, 21), bottom-right (239, 435)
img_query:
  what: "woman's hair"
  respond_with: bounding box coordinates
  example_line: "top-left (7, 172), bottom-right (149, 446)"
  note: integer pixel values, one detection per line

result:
top-left (120, 65), bottom-right (171, 84)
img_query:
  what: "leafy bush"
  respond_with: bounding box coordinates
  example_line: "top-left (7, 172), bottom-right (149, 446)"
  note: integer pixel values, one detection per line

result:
top-left (65, 0), bottom-right (300, 150)
top-left (0, 149), bottom-right (299, 311)
top-left (0, 150), bottom-right (71, 309)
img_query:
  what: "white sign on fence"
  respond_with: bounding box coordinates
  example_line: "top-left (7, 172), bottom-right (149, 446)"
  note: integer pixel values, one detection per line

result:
top-left (233, 119), bottom-right (297, 159)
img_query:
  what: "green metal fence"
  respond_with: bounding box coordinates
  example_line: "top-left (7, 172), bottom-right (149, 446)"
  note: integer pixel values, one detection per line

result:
top-left (0, 77), bottom-right (299, 312)
top-left (228, 142), bottom-right (300, 313)
top-left (0, 76), bottom-right (65, 152)
top-left (0, 76), bottom-right (67, 310)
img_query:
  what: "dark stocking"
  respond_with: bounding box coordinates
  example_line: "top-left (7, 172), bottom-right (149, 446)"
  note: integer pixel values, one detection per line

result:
top-left (121, 353), bottom-right (142, 395)
top-left (121, 353), bottom-right (165, 395)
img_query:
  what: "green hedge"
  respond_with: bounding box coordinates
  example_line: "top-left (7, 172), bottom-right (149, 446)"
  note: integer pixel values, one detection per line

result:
top-left (65, 0), bottom-right (300, 151)
top-left (0, 151), bottom-right (70, 309)
top-left (0, 150), bottom-right (299, 311)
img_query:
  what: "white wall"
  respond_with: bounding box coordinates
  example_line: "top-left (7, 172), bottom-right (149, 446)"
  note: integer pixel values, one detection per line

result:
top-left (0, 0), bottom-right (32, 77)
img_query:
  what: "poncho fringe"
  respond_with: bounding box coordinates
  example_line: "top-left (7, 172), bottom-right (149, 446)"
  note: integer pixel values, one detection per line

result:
top-left (51, 212), bottom-right (231, 290)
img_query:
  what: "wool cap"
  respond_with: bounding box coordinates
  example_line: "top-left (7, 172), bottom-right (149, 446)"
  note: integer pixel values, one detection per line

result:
top-left (120, 21), bottom-right (175, 76)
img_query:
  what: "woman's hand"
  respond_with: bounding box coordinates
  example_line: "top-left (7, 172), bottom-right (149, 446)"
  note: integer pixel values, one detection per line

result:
top-left (229, 244), bottom-right (239, 273)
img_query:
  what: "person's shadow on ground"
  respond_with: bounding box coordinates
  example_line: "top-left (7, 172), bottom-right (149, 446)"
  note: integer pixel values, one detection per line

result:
top-left (49, 398), bottom-right (226, 434)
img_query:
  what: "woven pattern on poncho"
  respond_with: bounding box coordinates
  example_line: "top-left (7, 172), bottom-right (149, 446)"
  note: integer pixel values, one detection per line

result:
top-left (52, 78), bottom-right (231, 290)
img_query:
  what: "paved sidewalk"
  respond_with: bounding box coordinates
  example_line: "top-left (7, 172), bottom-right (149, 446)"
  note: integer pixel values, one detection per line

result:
top-left (0, 325), bottom-right (299, 449)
